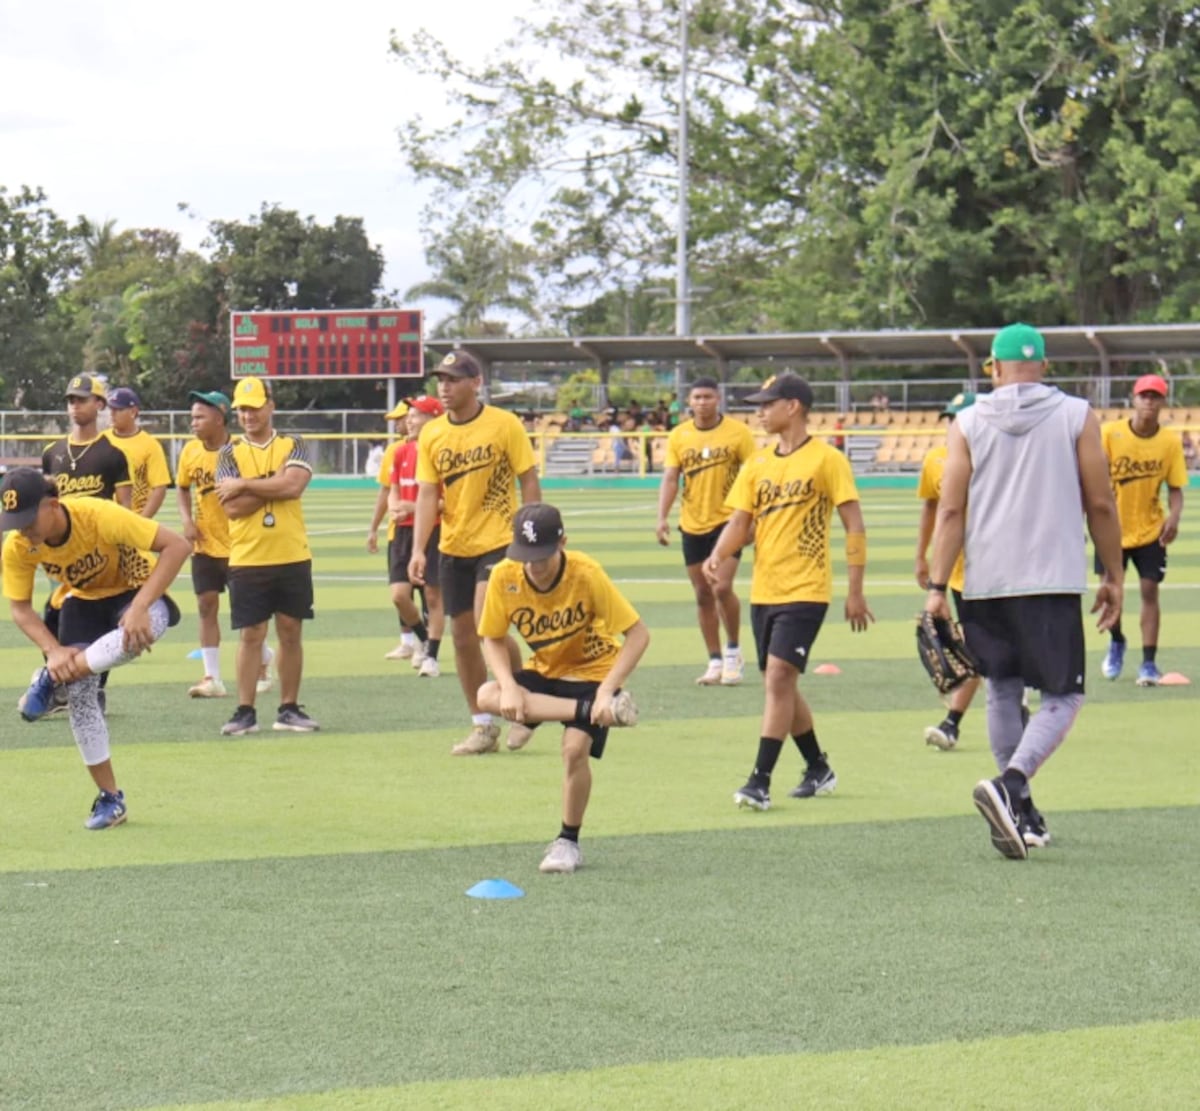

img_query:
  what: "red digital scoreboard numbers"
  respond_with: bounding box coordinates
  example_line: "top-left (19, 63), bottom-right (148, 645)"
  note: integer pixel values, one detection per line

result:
top-left (230, 310), bottom-right (424, 379)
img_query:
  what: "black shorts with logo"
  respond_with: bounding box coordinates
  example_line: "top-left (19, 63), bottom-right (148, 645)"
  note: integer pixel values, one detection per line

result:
top-left (191, 553), bottom-right (229, 595)
top-left (441, 544), bottom-right (508, 618)
top-left (959, 593), bottom-right (1085, 695)
top-left (513, 669), bottom-right (611, 758)
top-left (1094, 540), bottom-right (1167, 584)
top-left (228, 560), bottom-right (314, 629)
top-left (681, 524), bottom-right (742, 567)
top-left (59, 589), bottom-right (182, 647)
top-left (389, 525), bottom-right (441, 586)
top-left (750, 602), bottom-right (829, 673)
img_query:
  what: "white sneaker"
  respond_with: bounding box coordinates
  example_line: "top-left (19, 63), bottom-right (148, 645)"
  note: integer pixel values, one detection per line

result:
top-left (188, 676), bottom-right (227, 699)
top-left (696, 659), bottom-right (723, 686)
top-left (720, 649), bottom-right (744, 686)
top-left (610, 690), bottom-right (639, 726)
top-left (506, 722), bottom-right (535, 750)
top-left (385, 642), bottom-right (414, 661)
top-left (411, 641), bottom-right (428, 669)
top-left (256, 667), bottom-right (274, 695)
top-left (539, 837), bottom-right (583, 874)
top-left (418, 656), bottom-right (440, 678)
top-left (451, 723), bottom-right (500, 755)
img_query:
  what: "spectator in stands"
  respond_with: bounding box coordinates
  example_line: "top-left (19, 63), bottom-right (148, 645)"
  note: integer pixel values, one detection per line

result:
top-left (1184, 432), bottom-right (1197, 470)
top-left (871, 389), bottom-right (890, 415)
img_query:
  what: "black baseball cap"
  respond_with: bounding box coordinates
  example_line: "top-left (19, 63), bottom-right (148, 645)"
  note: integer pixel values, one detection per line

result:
top-left (507, 503), bottom-right (565, 561)
top-left (744, 373), bottom-right (814, 407)
top-left (433, 351), bottom-right (483, 379)
top-left (0, 467), bottom-right (56, 530)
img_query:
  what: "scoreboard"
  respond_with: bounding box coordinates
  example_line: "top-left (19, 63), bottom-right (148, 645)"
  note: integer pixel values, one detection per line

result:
top-left (230, 310), bottom-right (424, 379)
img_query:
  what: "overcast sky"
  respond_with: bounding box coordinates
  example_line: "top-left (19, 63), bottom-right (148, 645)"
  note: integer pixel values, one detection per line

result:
top-left (0, 0), bottom-right (531, 313)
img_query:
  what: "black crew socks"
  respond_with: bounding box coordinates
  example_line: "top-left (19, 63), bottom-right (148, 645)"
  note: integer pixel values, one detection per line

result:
top-left (559, 823), bottom-right (581, 843)
top-left (1143, 645), bottom-right (1157, 664)
top-left (427, 638), bottom-right (441, 661)
top-left (412, 621), bottom-right (428, 644)
top-left (750, 737), bottom-right (784, 788)
top-left (1110, 622), bottom-right (1126, 644)
top-left (946, 709), bottom-right (964, 727)
top-left (1001, 767), bottom-right (1028, 802)
top-left (792, 728), bottom-right (822, 767)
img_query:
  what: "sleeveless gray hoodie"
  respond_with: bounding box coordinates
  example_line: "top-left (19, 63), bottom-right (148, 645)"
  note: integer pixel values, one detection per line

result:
top-left (955, 381), bottom-right (1090, 599)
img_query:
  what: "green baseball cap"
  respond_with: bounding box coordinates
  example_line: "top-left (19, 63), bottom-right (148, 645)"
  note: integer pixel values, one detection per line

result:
top-left (189, 390), bottom-right (232, 420)
top-left (991, 323), bottom-right (1045, 362)
top-left (939, 391), bottom-right (977, 419)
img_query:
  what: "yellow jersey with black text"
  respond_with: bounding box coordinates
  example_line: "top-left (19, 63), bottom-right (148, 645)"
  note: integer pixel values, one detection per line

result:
top-left (216, 433), bottom-right (312, 566)
top-left (916, 443), bottom-right (966, 594)
top-left (725, 437), bottom-right (860, 604)
top-left (664, 416), bottom-right (757, 534)
top-left (416, 406), bottom-right (535, 558)
top-left (107, 429), bottom-right (171, 515)
top-left (176, 437), bottom-right (232, 558)
top-left (479, 550), bottom-right (640, 682)
top-left (42, 435), bottom-right (130, 502)
top-left (377, 440), bottom-right (404, 542)
top-left (2, 498), bottom-right (160, 603)
top-left (1101, 420), bottom-right (1189, 548)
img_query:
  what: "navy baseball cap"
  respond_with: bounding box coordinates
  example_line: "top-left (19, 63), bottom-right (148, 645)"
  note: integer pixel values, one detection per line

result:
top-left (107, 387), bottom-right (142, 410)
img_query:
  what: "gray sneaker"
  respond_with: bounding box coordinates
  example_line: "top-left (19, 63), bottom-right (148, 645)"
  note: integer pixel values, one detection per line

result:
top-left (451, 723), bottom-right (500, 755)
top-left (274, 704), bottom-right (319, 732)
top-left (539, 837), bottom-right (583, 874)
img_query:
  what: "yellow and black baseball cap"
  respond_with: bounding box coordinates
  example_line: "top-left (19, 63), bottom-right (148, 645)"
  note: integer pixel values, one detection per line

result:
top-left (64, 374), bottom-right (107, 402)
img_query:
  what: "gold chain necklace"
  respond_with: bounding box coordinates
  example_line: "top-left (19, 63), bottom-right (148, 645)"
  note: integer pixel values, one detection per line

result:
top-left (65, 438), bottom-right (96, 473)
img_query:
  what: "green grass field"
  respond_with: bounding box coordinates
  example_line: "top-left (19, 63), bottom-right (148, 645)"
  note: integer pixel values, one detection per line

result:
top-left (2, 483), bottom-right (1198, 1110)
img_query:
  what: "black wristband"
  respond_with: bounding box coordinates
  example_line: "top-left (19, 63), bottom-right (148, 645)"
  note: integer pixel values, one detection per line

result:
top-left (928, 582), bottom-right (948, 593)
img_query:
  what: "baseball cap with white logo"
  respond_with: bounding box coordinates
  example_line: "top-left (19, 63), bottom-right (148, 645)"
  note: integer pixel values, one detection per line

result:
top-left (507, 503), bottom-right (565, 561)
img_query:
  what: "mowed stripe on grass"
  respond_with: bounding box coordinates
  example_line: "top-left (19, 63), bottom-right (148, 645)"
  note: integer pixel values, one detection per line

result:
top-left (1, 483), bottom-right (1197, 1110)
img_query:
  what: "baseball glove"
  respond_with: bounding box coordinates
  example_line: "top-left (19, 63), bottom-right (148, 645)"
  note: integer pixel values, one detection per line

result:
top-left (916, 612), bottom-right (979, 694)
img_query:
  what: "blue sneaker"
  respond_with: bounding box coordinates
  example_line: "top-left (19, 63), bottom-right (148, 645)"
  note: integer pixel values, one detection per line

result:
top-left (85, 790), bottom-right (127, 830)
top-left (1101, 640), bottom-right (1126, 680)
top-left (19, 668), bottom-right (56, 722)
top-left (1136, 661), bottom-right (1162, 687)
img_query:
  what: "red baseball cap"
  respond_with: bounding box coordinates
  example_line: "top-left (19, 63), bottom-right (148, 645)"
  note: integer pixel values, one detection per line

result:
top-left (1133, 374), bottom-right (1168, 397)
top-left (409, 396), bottom-right (445, 416)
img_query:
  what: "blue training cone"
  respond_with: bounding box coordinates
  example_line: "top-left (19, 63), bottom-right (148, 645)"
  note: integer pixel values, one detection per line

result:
top-left (187, 648), bottom-right (204, 660)
top-left (466, 879), bottom-right (525, 900)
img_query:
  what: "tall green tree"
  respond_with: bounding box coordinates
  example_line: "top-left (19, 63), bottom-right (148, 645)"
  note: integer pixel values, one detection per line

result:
top-left (0, 186), bottom-right (86, 407)
top-left (393, 0), bottom-right (1200, 332)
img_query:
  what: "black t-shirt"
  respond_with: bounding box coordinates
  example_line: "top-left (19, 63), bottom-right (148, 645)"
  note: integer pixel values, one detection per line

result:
top-left (42, 434), bottom-right (131, 501)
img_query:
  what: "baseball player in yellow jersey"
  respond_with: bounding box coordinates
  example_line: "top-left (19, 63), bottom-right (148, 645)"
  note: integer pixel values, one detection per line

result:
top-left (478, 503), bottom-right (649, 873)
top-left (915, 391), bottom-right (981, 750)
top-left (2, 468), bottom-right (190, 830)
top-left (1098, 373), bottom-right (1187, 686)
top-left (366, 400), bottom-right (417, 660)
top-left (411, 350), bottom-right (542, 755)
top-left (656, 376), bottom-right (756, 686)
top-left (215, 378), bottom-right (317, 736)
top-left (106, 387), bottom-right (171, 517)
top-left (705, 374), bottom-right (873, 811)
top-left (176, 389), bottom-right (274, 700)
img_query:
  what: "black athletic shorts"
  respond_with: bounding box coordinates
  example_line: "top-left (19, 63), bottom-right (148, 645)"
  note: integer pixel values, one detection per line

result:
top-left (389, 525), bottom-right (441, 586)
top-left (750, 602), bottom-right (828, 673)
top-left (440, 544), bottom-right (508, 619)
top-left (1094, 540), bottom-right (1167, 584)
top-left (681, 524), bottom-right (742, 567)
top-left (228, 560), bottom-right (314, 629)
top-left (959, 593), bottom-right (1085, 695)
top-left (513, 669), bottom-right (611, 758)
top-left (59, 589), bottom-right (182, 647)
top-left (191, 553), bottom-right (229, 596)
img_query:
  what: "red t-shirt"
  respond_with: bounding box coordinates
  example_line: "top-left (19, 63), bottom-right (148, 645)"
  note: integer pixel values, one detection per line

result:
top-left (389, 441), bottom-right (440, 529)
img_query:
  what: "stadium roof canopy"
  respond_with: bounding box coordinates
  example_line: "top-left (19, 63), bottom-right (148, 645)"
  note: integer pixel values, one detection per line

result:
top-left (426, 323), bottom-right (1200, 377)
